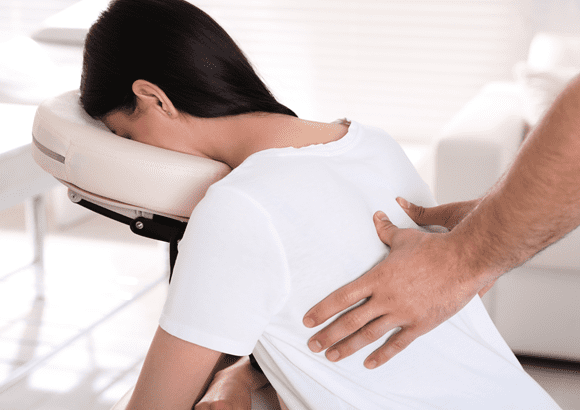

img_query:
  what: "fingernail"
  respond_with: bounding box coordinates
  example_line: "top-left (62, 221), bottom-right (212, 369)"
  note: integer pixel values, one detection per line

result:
top-left (396, 197), bottom-right (410, 209)
top-left (309, 340), bottom-right (322, 352)
top-left (303, 317), bottom-right (315, 328)
top-left (365, 359), bottom-right (377, 369)
top-left (375, 211), bottom-right (388, 221)
top-left (327, 350), bottom-right (340, 361)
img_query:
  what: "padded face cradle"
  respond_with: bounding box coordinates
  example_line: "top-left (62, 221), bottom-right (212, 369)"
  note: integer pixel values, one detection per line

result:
top-left (32, 90), bottom-right (231, 221)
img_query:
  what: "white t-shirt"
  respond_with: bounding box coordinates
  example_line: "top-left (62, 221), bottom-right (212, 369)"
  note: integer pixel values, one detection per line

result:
top-left (160, 120), bottom-right (560, 409)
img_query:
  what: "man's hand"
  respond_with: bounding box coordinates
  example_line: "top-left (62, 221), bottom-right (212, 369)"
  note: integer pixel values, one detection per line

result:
top-left (195, 370), bottom-right (252, 410)
top-left (396, 197), bottom-right (494, 297)
top-left (397, 197), bottom-right (480, 231)
top-left (310, 73), bottom-right (580, 370)
top-left (303, 197), bottom-right (490, 369)
top-left (195, 356), bottom-right (277, 410)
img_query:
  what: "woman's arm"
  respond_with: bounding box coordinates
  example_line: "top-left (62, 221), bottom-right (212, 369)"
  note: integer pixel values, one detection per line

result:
top-left (127, 326), bottom-right (223, 410)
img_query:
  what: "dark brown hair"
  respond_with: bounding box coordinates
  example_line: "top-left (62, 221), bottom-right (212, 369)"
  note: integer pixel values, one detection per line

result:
top-left (80, 0), bottom-right (296, 119)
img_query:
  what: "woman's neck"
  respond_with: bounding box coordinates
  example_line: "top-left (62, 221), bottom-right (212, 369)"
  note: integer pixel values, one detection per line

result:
top-left (191, 114), bottom-right (349, 169)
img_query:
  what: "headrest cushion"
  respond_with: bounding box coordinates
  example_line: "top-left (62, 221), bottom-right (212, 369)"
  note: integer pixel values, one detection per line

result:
top-left (32, 90), bottom-right (231, 220)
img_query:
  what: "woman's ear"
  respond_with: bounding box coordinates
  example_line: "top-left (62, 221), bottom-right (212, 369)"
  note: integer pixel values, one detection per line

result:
top-left (132, 79), bottom-right (178, 118)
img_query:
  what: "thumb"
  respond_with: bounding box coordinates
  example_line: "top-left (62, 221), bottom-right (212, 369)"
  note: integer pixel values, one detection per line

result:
top-left (396, 197), bottom-right (440, 227)
top-left (373, 211), bottom-right (399, 246)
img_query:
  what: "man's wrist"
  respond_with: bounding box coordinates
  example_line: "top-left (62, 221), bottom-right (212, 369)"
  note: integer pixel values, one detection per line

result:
top-left (445, 220), bottom-right (503, 290)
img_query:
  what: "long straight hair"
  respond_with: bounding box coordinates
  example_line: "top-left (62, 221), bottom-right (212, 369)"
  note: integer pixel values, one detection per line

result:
top-left (80, 0), bottom-right (297, 119)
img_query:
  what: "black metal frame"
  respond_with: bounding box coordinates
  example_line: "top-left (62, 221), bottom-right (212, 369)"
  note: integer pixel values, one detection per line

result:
top-left (75, 198), bottom-right (187, 282)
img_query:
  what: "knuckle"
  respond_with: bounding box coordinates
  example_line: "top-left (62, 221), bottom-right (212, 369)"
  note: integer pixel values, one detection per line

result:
top-left (391, 328), bottom-right (419, 351)
top-left (377, 224), bottom-right (397, 244)
top-left (360, 324), bottom-right (380, 342)
top-left (366, 330), bottom-right (416, 367)
top-left (415, 205), bottom-right (425, 220)
top-left (343, 313), bottom-right (363, 332)
top-left (336, 290), bottom-right (353, 307)
top-left (332, 341), bottom-right (357, 359)
top-left (390, 337), bottom-right (410, 352)
top-left (329, 337), bottom-right (362, 360)
top-left (442, 214), bottom-right (452, 228)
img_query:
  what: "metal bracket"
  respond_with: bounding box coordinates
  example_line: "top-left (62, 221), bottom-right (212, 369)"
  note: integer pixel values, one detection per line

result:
top-left (72, 197), bottom-right (187, 282)
top-left (130, 216), bottom-right (186, 282)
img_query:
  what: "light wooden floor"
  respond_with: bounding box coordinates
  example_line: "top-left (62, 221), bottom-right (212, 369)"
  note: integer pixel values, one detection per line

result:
top-left (0, 201), bottom-right (167, 409)
top-left (0, 200), bottom-right (578, 410)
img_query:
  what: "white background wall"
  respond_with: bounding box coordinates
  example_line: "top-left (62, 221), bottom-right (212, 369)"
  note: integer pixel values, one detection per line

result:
top-left (1, 0), bottom-right (580, 143)
top-left (524, 0), bottom-right (580, 36)
top-left (0, 0), bottom-right (78, 42)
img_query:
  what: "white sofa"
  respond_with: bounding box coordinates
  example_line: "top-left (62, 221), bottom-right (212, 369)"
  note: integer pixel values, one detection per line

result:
top-left (433, 33), bottom-right (580, 362)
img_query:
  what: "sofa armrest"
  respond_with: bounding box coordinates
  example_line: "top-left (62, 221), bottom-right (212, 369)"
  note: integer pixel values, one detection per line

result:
top-left (434, 82), bottom-right (526, 204)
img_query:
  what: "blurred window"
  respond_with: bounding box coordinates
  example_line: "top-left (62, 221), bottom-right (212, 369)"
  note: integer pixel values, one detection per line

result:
top-left (198, 0), bottom-right (529, 143)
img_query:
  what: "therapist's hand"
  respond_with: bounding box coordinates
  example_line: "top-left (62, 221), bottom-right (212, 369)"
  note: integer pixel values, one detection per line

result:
top-left (303, 197), bottom-right (489, 369)
top-left (195, 356), bottom-right (272, 410)
top-left (195, 371), bottom-right (252, 410)
top-left (397, 197), bottom-right (480, 231)
top-left (393, 197), bottom-right (494, 297)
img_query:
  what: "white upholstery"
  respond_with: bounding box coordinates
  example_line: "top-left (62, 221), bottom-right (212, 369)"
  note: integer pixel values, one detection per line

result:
top-left (435, 32), bottom-right (580, 361)
top-left (32, 90), bottom-right (231, 221)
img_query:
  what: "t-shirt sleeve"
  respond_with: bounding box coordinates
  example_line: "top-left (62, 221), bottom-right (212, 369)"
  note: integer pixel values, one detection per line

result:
top-left (159, 185), bottom-right (290, 356)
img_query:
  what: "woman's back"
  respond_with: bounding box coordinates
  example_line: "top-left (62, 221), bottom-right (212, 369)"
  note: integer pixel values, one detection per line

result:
top-left (160, 121), bottom-right (560, 409)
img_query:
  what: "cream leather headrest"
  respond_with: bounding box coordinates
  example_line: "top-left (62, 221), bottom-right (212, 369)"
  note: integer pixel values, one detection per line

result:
top-left (32, 90), bottom-right (231, 220)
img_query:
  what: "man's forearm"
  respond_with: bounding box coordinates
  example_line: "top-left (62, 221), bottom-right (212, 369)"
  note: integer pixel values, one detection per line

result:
top-left (451, 75), bottom-right (580, 281)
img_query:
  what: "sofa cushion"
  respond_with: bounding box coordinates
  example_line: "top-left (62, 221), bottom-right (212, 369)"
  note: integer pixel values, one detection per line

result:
top-left (527, 32), bottom-right (580, 70)
top-left (513, 61), bottom-right (579, 126)
top-left (514, 32), bottom-right (580, 126)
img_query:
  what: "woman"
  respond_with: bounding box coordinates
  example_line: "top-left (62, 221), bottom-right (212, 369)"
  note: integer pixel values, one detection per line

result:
top-left (81, 1), bottom-right (561, 409)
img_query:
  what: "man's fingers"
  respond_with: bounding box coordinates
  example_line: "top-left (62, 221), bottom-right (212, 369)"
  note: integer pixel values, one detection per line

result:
top-left (397, 197), bottom-right (482, 230)
top-left (307, 300), bottom-right (379, 354)
top-left (396, 197), bottom-right (446, 227)
top-left (322, 315), bottom-right (399, 362)
top-left (363, 327), bottom-right (420, 369)
top-left (303, 276), bottom-right (371, 328)
top-left (373, 211), bottom-right (400, 246)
